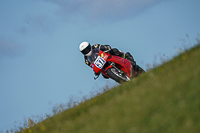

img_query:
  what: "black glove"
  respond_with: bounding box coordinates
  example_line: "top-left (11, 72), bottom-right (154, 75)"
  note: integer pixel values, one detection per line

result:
top-left (104, 45), bottom-right (111, 52)
top-left (99, 45), bottom-right (111, 52)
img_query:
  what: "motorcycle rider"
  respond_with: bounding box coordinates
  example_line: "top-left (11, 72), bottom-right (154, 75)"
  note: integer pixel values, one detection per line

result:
top-left (79, 41), bottom-right (137, 78)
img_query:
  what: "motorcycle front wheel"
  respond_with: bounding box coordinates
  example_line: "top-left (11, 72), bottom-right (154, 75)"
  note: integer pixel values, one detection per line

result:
top-left (106, 68), bottom-right (130, 84)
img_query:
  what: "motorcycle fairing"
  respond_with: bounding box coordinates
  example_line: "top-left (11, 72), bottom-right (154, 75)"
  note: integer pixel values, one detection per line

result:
top-left (92, 50), bottom-right (132, 78)
top-left (105, 55), bottom-right (132, 78)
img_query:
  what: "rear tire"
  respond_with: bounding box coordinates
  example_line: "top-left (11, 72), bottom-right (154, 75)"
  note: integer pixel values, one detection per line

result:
top-left (106, 68), bottom-right (130, 84)
top-left (136, 65), bottom-right (145, 75)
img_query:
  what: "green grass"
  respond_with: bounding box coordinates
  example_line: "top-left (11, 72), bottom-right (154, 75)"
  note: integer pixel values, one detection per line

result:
top-left (21, 44), bottom-right (200, 133)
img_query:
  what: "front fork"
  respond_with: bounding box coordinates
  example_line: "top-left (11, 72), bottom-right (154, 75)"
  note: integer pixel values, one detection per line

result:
top-left (110, 62), bottom-right (127, 77)
top-left (110, 62), bottom-right (121, 73)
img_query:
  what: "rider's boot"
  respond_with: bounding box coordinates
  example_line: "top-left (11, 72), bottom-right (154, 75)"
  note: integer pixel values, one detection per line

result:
top-left (125, 52), bottom-right (137, 72)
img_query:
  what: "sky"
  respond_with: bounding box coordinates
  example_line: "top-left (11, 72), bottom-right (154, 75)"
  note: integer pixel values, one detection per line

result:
top-left (0, 0), bottom-right (200, 131)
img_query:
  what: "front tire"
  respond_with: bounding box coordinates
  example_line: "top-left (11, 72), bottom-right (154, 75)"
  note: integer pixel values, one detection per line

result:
top-left (106, 68), bottom-right (130, 84)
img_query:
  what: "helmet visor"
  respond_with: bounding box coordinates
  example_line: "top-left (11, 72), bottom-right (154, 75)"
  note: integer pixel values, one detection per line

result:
top-left (81, 44), bottom-right (91, 55)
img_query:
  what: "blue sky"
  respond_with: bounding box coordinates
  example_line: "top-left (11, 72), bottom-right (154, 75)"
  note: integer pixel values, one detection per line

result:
top-left (0, 0), bottom-right (199, 131)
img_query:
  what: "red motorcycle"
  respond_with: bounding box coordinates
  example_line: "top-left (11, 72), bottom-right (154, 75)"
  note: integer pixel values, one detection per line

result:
top-left (87, 48), bottom-right (139, 83)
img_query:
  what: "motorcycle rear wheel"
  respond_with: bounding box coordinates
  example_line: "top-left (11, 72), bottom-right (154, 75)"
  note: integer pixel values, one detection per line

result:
top-left (106, 68), bottom-right (130, 84)
top-left (136, 65), bottom-right (145, 75)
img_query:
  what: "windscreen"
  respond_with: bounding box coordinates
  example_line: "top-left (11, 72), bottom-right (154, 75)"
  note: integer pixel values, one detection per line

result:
top-left (87, 48), bottom-right (99, 63)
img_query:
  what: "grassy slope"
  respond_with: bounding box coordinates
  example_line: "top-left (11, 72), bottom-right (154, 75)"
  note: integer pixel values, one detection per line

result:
top-left (23, 44), bottom-right (200, 133)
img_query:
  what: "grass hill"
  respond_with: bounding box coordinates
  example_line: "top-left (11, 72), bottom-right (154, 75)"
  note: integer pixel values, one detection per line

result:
top-left (21, 44), bottom-right (200, 133)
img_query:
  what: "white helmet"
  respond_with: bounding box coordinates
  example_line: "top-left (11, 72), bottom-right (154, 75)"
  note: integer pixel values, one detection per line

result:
top-left (79, 41), bottom-right (93, 56)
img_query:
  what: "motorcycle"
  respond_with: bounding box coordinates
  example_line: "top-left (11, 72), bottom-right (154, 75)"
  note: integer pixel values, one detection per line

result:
top-left (87, 48), bottom-right (141, 83)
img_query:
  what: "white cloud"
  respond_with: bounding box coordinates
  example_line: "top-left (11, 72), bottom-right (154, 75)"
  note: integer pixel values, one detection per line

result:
top-left (43, 0), bottom-right (166, 21)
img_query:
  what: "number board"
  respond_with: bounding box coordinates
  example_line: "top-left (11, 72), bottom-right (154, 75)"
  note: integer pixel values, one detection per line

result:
top-left (94, 56), bottom-right (106, 69)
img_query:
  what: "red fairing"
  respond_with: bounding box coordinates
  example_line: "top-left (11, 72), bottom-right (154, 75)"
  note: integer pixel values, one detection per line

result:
top-left (91, 50), bottom-right (135, 79)
top-left (106, 55), bottom-right (132, 78)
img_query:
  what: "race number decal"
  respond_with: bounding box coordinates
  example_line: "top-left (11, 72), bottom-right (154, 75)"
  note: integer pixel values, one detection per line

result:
top-left (94, 56), bottom-right (106, 69)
